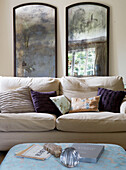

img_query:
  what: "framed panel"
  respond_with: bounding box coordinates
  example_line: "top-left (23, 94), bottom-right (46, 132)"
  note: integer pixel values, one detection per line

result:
top-left (13, 3), bottom-right (57, 77)
top-left (66, 2), bottom-right (110, 76)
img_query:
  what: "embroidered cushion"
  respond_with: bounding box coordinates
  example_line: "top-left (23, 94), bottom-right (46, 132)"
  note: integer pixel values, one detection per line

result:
top-left (50, 95), bottom-right (70, 114)
top-left (69, 96), bottom-right (100, 113)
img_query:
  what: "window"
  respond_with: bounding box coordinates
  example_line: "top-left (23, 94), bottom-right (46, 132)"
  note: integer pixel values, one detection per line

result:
top-left (68, 48), bottom-right (96, 76)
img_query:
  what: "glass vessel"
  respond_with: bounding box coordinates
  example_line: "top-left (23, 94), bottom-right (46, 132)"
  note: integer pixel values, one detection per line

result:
top-left (60, 147), bottom-right (80, 168)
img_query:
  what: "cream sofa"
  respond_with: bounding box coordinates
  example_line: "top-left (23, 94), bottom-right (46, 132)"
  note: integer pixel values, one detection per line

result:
top-left (0, 76), bottom-right (126, 151)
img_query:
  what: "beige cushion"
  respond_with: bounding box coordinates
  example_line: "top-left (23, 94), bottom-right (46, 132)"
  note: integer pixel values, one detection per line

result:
top-left (69, 96), bottom-right (100, 113)
top-left (120, 101), bottom-right (126, 113)
top-left (0, 113), bottom-right (56, 132)
top-left (60, 76), bottom-right (124, 100)
top-left (0, 86), bottom-right (34, 113)
top-left (0, 77), bottom-right (60, 95)
top-left (56, 112), bottom-right (126, 132)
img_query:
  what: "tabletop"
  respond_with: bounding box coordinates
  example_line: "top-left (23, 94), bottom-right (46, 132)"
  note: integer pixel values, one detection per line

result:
top-left (0, 143), bottom-right (126, 170)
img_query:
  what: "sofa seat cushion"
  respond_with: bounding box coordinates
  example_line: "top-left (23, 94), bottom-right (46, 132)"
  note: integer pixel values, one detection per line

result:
top-left (0, 113), bottom-right (56, 132)
top-left (56, 112), bottom-right (126, 133)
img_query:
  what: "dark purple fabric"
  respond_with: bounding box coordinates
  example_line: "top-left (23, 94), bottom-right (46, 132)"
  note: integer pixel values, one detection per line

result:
top-left (30, 90), bottom-right (61, 117)
top-left (97, 88), bottom-right (125, 113)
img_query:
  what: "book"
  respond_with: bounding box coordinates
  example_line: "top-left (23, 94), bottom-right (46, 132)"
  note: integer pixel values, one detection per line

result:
top-left (16, 144), bottom-right (51, 160)
top-left (72, 143), bottom-right (104, 163)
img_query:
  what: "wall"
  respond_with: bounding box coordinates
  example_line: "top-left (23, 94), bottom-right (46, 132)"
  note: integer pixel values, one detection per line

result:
top-left (0, 0), bottom-right (126, 84)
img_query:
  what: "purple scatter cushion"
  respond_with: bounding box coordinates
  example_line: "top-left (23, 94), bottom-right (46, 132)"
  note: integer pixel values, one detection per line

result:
top-left (97, 88), bottom-right (125, 113)
top-left (30, 90), bottom-right (61, 117)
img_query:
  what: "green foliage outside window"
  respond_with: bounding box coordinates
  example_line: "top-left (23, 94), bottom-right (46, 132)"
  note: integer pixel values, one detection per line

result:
top-left (68, 48), bottom-right (96, 76)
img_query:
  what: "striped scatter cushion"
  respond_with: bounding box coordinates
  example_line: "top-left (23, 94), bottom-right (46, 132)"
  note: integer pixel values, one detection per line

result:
top-left (97, 88), bottom-right (125, 113)
top-left (30, 90), bottom-right (61, 117)
top-left (0, 86), bottom-right (34, 113)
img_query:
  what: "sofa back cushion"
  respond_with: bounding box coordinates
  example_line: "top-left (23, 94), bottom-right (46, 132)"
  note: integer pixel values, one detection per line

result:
top-left (60, 76), bottom-right (124, 100)
top-left (0, 77), bottom-right (60, 95)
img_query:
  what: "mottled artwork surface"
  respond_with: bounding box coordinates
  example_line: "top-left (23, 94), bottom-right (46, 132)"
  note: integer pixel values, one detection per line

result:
top-left (66, 3), bottom-right (109, 76)
top-left (14, 4), bottom-right (56, 77)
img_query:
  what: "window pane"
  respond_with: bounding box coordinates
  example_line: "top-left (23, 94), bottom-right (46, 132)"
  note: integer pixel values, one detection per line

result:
top-left (68, 48), bottom-right (96, 76)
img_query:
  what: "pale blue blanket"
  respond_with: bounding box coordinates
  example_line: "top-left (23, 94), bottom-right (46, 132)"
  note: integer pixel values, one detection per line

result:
top-left (0, 143), bottom-right (126, 170)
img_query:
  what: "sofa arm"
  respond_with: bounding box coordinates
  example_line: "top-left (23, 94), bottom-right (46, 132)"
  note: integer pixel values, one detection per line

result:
top-left (120, 101), bottom-right (126, 113)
